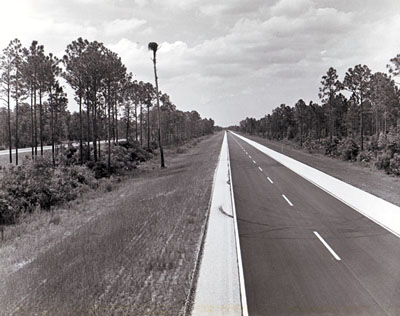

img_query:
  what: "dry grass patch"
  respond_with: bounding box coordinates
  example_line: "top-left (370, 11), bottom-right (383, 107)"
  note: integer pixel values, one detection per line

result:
top-left (0, 132), bottom-right (223, 316)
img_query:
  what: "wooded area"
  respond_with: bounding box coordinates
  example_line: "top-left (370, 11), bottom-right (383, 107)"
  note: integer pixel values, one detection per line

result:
top-left (237, 60), bottom-right (400, 176)
top-left (0, 38), bottom-right (215, 166)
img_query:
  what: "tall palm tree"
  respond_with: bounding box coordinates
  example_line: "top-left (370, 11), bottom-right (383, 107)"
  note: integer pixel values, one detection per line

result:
top-left (148, 42), bottom-right (165, 168)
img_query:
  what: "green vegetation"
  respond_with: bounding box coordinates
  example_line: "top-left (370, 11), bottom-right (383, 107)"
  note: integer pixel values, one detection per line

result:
top-left (0, 37), bottom-right (216, 227)
top-left (0, 142), bottom-right (153, 225)
top-left (0, 132), bottom-right (223, 316)
top-left (0, 37), bottom-right (215, 167)
top-left (237, 59), bottom-right (400, 176)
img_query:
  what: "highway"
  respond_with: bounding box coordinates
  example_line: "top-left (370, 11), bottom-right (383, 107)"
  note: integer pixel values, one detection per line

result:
top-left (0, 140), bottom-right (125, 165)
top-left (228, 132), bottom-right (400, 316)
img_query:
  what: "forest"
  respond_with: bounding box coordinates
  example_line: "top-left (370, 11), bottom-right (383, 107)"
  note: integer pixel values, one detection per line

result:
top-left (0, 38), bottom-right (215, 225)
top-left (237, 59), bottom-right (400, 176)
top-left (0, 38), bottom-right (215, 165)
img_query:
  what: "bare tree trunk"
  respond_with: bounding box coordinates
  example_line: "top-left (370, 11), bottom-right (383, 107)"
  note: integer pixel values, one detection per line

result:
top-left (30, 85), bottom-right (34, 159)
top-left (92, 95), bottom-right (97, 162)
top-left (135, 103), bottom-right (138, 141)
top-left (147, 104), bottom-right (150, 150)
top-left (151, 50), bottom-right (165, 168)
top-left (7, 84), bottom-right (12, 164)
top-left (140, 104), bottom-right (143, 146)
top-left (114, 94), bottom-right (119, 144)
top-left (34, 87), bottom-right (37, 157)
top-left (107, 85), bottom-right (111, 171)
top-left (79, 93), bottom-right (83, 164)
top-left (126, 103), bottom-right (130, 141)
top-left (15, 76), bottom-right (19, 166)
top-left (39, 88), bottom-right (43, 156)
top-left (86, 90), bottom-right (91, 161)
top-left (360, 94), bottom-right (364, 151)
top-left (50, 92), bottom-right (55, 166)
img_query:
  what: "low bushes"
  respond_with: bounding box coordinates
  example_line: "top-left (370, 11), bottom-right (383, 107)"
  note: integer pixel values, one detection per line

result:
top-left (338, 138), bottom-right (359, 161)
top-left (0, 141), bottom-right (153, 225)
top-left (390, 153), bottom-right (400, 175)
top-left (0, 159), bottom-right (97, 225)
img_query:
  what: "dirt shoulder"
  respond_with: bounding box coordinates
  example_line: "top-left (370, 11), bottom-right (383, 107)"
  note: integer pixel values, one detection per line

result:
top-left (237, 133), bottom-right (400, 207)
top-left (0, 132), bottom-right (224, 316)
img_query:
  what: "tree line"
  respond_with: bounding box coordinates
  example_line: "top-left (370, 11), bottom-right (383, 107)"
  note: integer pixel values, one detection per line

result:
top-left (0, 38), bottom-right (215, 168)
top-left (237, 58), bottom-right (400, 174)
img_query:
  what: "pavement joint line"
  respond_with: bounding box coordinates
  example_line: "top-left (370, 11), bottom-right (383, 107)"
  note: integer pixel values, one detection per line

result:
top-left (313, 231), bottom-right (342, 261)
top-left (282, 194), bottom-right (293, 206)
top-left (267, 177), bottom-right (273, 184)
top-left (258, 166), bottom-right (263, 172)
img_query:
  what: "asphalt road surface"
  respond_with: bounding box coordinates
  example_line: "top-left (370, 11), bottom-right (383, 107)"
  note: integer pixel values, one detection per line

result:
top-left (228, 132), bottom-right (400, 316)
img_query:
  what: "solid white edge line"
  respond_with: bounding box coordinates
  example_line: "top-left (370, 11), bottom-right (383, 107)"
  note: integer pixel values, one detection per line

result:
top-left (267, 177), bottom-right (273, 184)
top-left (282, 194), bottom-right (293, 206)
top-left (227, 131), bottom-right (249, 316)
top-left (258, 167), bottom-right (263, 172)
top-left (231, 131), bottom-right (400, 241)
top-left (313, 231), bottom-right (342, 261)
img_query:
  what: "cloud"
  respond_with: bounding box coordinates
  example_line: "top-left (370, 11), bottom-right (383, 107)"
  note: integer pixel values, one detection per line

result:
top-left (270, 0), bottom-right (312, 16)
top-left (1, 0), bottom-right (399, 126)
top-left (104, 18), bottom-right (147, 37)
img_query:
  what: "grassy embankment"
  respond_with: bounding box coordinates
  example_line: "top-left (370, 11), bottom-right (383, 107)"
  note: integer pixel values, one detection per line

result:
top-left (0, 132), bottom-right (223, 316)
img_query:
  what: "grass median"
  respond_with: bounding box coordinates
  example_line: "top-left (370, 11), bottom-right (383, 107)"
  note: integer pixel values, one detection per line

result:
top-left (0, 132), bottom-right (224, 316)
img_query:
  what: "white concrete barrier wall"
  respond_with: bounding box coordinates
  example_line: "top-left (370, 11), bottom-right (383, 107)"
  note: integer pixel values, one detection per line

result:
top-left (231, 131), bottom-right (400, 239)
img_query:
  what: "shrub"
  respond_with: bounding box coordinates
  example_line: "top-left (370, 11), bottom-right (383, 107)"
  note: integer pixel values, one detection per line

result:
top-left (0, 193), bottom-right (16, 225)
top-left (87, 161), bottom-right (110, 179)
top-left (367, 135), bottom-right (379, 152)
top-left (323, 137), bottom-right (340, 157)
top-left (378, 132), bottom-right (387, 150)
top-left (303, 137), bottom-right (323, 153)
top-left (0, 157), bottom-right (97, 224)
top-left (338, 138), bottom-right (359, 161)
top-left (375, 151), bottom-right (392, 172)
top-left (176, 146), bottom-right (187, 154)
top-left (387, 127), bottom-right (400, 154)
top-left (390, 153), bottom-right (400, 175)
top-left (357, 151), bottom-right (374, 163)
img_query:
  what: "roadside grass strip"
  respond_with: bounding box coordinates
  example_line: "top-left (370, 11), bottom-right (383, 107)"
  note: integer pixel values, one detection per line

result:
top-left (231, 131), bottom-right (400, 239)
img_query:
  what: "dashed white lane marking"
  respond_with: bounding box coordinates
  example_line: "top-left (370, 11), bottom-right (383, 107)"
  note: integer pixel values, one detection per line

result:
top-left (282, 194), bottom-right (293, 206)
top-left (313, 231), bottom-right (342, 261)
top-left (252, 160), bottom-right (256, 164)
top-left (267, 177), bottom-right (273, 184)
top-left (258, 167), bottom-right (263, 172)
top-left (249, 155), bottom-right (252, 159)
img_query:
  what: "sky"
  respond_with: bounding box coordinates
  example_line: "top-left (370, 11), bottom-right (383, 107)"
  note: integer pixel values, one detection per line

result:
top-left (1, 0), bottom-right (400, 127)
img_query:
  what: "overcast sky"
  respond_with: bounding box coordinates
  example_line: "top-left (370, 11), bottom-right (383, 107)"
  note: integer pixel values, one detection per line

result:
top-left (1, 0), bottom-right (400, 126)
